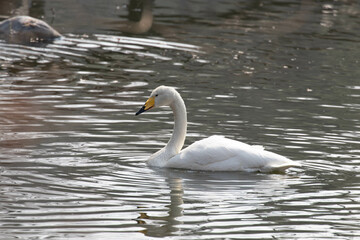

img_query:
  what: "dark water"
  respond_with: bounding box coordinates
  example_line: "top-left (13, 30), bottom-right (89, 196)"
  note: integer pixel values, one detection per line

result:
top-left (1, 0), bottom-right (360, 239)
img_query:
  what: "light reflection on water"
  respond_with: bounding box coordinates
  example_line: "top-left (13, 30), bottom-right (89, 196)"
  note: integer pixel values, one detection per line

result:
top-left (1, 0), bottom-right (360, 239)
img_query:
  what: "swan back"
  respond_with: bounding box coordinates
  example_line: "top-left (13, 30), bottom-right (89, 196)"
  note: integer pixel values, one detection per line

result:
top-left (164, 136), bottom-right (299, 172)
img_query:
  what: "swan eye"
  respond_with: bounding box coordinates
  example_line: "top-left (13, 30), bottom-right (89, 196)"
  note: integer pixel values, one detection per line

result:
top-left (155, 94), bottom-right (159, 97)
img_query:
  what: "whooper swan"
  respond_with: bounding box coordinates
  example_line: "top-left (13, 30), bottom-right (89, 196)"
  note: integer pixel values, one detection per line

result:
top-left (135, 86), bottom-right (300, 172)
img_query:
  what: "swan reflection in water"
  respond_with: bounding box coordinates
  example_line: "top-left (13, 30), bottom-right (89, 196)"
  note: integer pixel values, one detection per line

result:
top-left (136, 168), bottom-right (300, 237)
top-left (136, 177), bottom-right (183, 237)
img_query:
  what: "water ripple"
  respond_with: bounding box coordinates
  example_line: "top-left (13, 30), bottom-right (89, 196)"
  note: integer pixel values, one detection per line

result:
top-left (1, 1), bottom-right (360, 239)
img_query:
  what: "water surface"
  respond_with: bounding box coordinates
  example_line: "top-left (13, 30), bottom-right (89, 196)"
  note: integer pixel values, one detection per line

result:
top-left (1, 0), bottom-right (360, 239)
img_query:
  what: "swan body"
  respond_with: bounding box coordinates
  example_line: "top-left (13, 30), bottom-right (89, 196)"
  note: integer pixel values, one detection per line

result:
top-left (136, 86), bottom-right (300, 172)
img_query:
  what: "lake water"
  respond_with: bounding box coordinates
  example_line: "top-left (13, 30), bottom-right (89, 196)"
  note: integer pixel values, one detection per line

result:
top-left (1, 0), bottom-right (360, 239)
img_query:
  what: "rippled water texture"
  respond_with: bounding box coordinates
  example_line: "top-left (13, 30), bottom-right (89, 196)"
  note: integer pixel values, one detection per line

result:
top-left (1, 0), bottom-right (360, 239)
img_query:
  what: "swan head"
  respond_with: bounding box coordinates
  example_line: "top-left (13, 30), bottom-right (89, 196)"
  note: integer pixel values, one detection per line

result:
top-left (135, 86), bottom-right (178, 115)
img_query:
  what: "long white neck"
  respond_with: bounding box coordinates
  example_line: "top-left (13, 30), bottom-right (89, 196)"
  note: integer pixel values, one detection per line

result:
top-left (165, 92), bottom-right (187, 155)
top-left (147, 89), bottom-right (187, 167)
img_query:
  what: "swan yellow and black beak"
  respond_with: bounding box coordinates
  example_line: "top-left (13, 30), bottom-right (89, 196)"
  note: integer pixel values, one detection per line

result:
top-left (135, 96), bottom-right (155, 115)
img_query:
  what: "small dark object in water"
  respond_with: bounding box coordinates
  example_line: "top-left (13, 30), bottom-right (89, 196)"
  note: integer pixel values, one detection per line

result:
top-left (0, 16), bottom-right (61, 44)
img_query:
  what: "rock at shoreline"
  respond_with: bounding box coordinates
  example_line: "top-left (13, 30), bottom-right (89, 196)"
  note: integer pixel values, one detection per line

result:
top-left (0, 16), bottom-right (61, 44)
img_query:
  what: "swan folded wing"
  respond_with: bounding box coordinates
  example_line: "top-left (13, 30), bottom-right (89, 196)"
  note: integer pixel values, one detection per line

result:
top-left (167, 136), bottom-right (238, 170)
top-left (166, 135), bottom-right (297, 172)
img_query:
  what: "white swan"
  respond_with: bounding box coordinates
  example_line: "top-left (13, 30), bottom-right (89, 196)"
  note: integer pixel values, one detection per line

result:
top-left (135, 86), bottom-right (300, 172)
